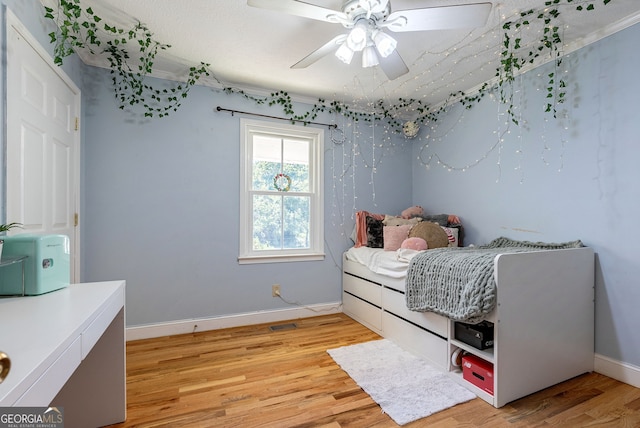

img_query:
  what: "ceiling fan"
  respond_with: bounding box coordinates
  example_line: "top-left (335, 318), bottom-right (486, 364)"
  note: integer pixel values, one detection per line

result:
top-left (247, 0), bottom-right (493, 80)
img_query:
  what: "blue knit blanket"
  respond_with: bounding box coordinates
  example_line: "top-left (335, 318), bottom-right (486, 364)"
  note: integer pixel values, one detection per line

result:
top-left (405, 237), bottom-right (584, 323)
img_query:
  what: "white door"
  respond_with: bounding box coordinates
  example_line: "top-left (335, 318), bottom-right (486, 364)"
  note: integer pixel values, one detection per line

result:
top-left (5, 10), bottom-right (81, 282)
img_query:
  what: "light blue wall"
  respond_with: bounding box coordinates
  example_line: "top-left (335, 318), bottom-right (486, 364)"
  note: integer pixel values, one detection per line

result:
top-left (0, 0), bottom-right (412, 328)
top-left (81, 68), bottom-right (413, 326)
top-left (412, 23), bottom-right (640, 366)
top-left (4, 0), bottom-right (638, 371)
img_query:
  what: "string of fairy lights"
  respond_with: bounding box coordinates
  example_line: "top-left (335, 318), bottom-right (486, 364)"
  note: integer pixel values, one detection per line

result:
top-left (322, 2), bottom-right (581, 189)
top-left (212, 2), bottom-right (606, 236)
top-left (315, 1), bottom-right (598, 236)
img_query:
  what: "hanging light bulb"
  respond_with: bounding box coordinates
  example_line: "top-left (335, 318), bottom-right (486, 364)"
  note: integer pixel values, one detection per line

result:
top-left (372, 30), bottom-right (397, 57)
top-left (362, 45), bottom-right (379, 68)
top-left (335, 42), bottom-right (355, 64)
top-left (346, 20), bottom-right (368, 51)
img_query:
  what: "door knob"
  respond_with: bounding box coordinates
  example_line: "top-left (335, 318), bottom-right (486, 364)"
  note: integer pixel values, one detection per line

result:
top-left (0, 352), bottom-right (10, 383)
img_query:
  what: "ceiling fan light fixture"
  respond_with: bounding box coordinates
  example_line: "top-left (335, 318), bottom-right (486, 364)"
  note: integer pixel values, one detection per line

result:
top-left (372, 30), bottom-right (396, 57)
top-left (346, 21), bottom-right (368, 51)
top-left (251, 0), bottom-right (492, 81)
top-left (362, 45), bottom-right (379, 68)
top-left (335, 42), bottom-right (355, 64)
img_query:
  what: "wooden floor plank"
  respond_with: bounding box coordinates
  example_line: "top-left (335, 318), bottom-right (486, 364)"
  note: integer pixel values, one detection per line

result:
top-left (106, 313), bottom-right (640, 427)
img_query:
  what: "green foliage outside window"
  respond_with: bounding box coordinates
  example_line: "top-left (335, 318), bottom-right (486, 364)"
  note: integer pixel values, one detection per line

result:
top-left (251, 161), bottom-right (310, 250)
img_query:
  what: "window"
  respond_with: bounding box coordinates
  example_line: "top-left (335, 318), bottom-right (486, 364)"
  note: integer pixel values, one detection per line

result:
top-left (239, 119), bottom-right (324, 263)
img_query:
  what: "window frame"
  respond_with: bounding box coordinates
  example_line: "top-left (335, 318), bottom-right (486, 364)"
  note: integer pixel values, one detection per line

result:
top-left (239, 118), bottom-right (324, 264)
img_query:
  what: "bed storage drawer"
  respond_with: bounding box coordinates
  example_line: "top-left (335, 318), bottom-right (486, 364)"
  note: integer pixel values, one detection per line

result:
top-left (343, 273), bottom-right (382, 306)
top-left (383, 311), bottom-right (448, 370)
top-left (343, 257), bottom-right (405, 292)
top-left (343, 292), bottom-right (382, 332)
top-left (382, 287), bottom-right (448, 338)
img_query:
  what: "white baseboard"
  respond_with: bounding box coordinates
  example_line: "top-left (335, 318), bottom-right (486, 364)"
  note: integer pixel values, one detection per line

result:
top-left (126, 301), bottom-right (342, 341)
top-left (594, 353), bottom-right (640, 389)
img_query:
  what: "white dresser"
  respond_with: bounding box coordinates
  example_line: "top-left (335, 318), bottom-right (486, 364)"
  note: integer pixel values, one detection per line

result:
top-left (0, 281), bottom-right (126, 427)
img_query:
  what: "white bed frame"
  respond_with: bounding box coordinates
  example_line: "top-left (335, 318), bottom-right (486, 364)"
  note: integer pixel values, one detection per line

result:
top-left (342, 247), bottom-right (595, 408)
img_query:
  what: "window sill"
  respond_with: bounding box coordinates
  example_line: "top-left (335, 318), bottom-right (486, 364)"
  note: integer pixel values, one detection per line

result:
top-left (238, 253), bottom-right (325, 265)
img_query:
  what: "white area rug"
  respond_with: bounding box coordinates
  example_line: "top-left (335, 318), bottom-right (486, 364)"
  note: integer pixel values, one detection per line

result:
top-left (327, 339), bottom-right (476, 425)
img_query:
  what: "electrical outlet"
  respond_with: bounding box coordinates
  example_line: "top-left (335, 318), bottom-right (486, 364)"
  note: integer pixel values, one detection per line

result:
top-left (272, 284), bottom-right (281, 297)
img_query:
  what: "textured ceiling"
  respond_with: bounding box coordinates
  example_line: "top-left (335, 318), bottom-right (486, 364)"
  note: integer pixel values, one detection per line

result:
top-left (42, 0), bottom-right (640, 108)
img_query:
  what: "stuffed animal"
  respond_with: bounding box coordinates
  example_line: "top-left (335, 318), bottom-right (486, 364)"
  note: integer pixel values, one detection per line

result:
top-left (401, 205), bottom-right (425, 219)
top-left (401, 237), bottom-right (428, 251)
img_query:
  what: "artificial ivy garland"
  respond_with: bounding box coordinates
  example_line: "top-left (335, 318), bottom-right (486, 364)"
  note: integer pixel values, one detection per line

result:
top-left (43, 0), bottom-right (611, 126)
top-left (222, 1), bottom-right (610, 133)
top-left (44, 0), bottom-right (210, 118)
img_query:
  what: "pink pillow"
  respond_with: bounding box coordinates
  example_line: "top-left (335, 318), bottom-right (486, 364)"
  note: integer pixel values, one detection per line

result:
top-left (383, 225), bottom-right (412, 251)
top-left (401, 237), bottom-right (428, 251)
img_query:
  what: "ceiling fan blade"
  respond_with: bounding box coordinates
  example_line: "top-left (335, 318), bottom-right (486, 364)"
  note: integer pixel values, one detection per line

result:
top-left (291, 34), bottom-right (347, 69)
top-left (378, 50), bottom-right (409, 80)
top-left (386, 2), bottom-right (492, 32)
top-left (247, 0), bottom-right (346, 23)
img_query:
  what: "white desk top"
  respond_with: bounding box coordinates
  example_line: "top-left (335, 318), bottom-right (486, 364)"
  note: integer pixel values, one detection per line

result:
top-left (0, 281), bottom-right (125, 405)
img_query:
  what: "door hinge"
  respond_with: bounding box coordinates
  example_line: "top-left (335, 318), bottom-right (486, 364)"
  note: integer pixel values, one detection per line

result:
top-left (75, 117), bottom-right (79, 131)
top-left (74, 213), bottom-right (79, 227)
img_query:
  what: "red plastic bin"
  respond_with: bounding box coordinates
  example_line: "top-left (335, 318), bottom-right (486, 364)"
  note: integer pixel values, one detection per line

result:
top-left (462, 354), bottom-right (494, 395)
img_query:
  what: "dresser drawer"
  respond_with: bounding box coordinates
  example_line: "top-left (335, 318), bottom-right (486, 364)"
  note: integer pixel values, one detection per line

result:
top-left (82, 286), bottom-right (124, 359)
top-left (14, 337), bottom-right (82, 406)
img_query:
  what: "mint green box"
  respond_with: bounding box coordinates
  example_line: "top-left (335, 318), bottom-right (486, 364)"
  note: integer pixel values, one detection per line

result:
top-left (0, 234), bottom-right (70, 296)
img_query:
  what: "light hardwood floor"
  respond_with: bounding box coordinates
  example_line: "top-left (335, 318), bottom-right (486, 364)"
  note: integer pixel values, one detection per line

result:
top-left (107, 313), bottom-right (640, 427)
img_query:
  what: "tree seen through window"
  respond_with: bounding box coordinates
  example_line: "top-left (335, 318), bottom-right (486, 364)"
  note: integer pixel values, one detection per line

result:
top-left (251, 137), bottom-right (311, 250)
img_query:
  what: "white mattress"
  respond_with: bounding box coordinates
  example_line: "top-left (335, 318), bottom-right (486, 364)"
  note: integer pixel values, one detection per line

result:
top-left (344, 246), bottom-right (423, 279)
